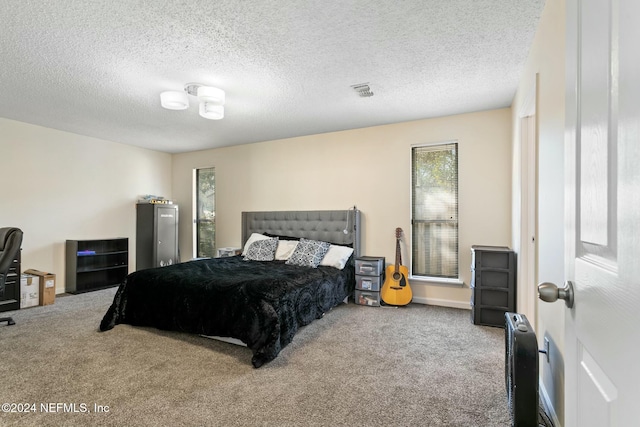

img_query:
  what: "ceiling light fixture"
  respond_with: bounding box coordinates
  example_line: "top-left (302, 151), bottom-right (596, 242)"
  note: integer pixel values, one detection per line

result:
top-left (197, 86), bottom-right (225, 105)
top-left (199, 102), bottom-right (224, 120)
top-left (160, 91), bottom-right (189, 110)
top-left (160, 83), bottom-right (226, 120)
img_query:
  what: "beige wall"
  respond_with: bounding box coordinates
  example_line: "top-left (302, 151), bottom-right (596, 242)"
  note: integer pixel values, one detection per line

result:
top-left (511, 0), bottom-right (566, 424)
top-left (173, 108), bottom-right (513, 308)
top-left (0, 118), bottom-right (173, 294)
top-left (0, 107), bottom-right (514, 309)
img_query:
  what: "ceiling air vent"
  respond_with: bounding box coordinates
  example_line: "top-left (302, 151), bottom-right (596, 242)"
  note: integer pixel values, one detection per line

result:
top-left (351, 83), bottom-right (373, 97)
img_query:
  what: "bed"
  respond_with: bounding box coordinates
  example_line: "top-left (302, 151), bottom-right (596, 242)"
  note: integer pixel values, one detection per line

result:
top-left (99, 209), bottom-right (361, 368)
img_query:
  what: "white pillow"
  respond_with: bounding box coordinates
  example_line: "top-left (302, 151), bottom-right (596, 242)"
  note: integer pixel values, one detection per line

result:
top-left (275, 240), bottom-right (299, 260)
top-left (241, 233), bottom-right (270, 256)
top-left (320, 245), bottom-right (354, 270)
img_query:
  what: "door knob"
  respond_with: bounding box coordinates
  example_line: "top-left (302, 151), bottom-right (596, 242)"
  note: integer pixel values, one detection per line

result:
top-left (538, 281), bottom-right (574, 308)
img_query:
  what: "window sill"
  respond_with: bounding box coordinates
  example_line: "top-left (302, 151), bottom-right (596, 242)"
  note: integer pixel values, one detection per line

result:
top-left (409, 276), bottom-right (465, 287)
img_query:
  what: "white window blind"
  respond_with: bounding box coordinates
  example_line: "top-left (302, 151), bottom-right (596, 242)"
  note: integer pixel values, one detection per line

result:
top-left (411, 142), bottom-right (458, 278)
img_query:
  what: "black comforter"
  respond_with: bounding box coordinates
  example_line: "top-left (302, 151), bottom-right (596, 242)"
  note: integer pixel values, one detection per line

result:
top-left (99, 256), bottom-right (354, 367)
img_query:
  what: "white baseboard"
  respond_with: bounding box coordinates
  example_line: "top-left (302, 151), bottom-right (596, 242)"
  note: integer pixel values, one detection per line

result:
top-left (539, 380), bottom-right (561, 427)
top-left (411, 296), bottom-right (471, 310)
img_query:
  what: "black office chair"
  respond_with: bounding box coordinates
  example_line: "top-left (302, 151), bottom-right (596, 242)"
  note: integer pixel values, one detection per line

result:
top-left (0, 227), bottom-right (23, 326)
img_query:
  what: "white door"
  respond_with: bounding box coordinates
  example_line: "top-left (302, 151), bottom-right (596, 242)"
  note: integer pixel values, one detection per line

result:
top-left (563, 0), bottom-right (640, 425)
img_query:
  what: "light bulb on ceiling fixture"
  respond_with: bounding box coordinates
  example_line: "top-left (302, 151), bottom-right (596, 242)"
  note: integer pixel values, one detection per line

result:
top-left (199, 102), bottom-right (224, 120)
top-left (197, 86), bottom-right (225, 105)
top-left (160, 91), bottom-right (189, 110)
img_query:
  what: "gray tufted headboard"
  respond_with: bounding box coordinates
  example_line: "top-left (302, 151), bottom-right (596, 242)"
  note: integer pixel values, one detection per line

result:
top-left (241, 209), bottom-right (361, 257)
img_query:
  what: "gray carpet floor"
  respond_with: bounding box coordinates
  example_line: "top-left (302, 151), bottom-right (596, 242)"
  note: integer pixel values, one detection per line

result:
top-left (0, 288), bottom-right (515, 426)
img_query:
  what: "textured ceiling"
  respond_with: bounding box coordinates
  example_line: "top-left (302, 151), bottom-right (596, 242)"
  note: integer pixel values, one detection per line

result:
top-left (0, 0), bottom-right (545, 153)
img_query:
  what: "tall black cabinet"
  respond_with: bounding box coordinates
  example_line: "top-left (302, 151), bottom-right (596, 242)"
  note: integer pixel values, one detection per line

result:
top-left (470, 245), bottom-right (516, 328)
top-left (136, 203), bottom-right (179, 270)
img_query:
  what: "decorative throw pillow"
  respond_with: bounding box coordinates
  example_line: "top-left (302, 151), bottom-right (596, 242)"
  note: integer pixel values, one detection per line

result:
top-left (241, 233), bottom-right (270, 256)
top-left (286, 238), bottom-right (331, 268)
top-left (319, 244), bottom-right (354, 269)
top-left (275, 240), bottom-right (299, 260)
top-left (244, 237), bottom-right (278, 261)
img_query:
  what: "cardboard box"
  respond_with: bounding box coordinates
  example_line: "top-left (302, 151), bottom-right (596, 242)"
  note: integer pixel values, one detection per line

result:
top-left (24, 269), bottom-right (56, 306)
top-left (20, 274), bottom-right (40, 308)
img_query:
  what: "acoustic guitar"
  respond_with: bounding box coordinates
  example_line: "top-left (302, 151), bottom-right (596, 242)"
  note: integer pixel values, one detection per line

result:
top-left (380, 227), bottom-right (412, 306)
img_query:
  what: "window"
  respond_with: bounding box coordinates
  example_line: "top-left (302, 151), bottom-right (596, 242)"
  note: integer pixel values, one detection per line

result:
top-left (411, 142), bottom-right (458, 279)
top-left (195, 167), bottom-right (215, 258)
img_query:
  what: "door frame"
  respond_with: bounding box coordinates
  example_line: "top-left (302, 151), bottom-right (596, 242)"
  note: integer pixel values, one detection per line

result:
top-left (517, 75), bottom-right (539, 324)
